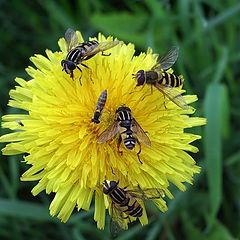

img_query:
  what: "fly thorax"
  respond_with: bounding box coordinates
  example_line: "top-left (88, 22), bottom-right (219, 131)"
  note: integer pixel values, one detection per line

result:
top-left (116, 107), bottom-right (132, 123)
top-left (119, 120), bottom-right (132, 128)
top-left (145, 71), bottom-right (159, 84)
top-left (67, 48), bottom-right (83, 64)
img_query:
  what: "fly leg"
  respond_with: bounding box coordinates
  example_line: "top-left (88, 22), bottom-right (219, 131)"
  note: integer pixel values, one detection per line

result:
top-left (136, 139), bottom-right (143, 164)
top-left (141, 85), bottom-right (153, 101)
top-left (117, 135), bottom-right (123, 156)
top-left (129, 84), bottom-right (144, 95)
top-left (137, 185), bottom-right (146, 198)
top-left (163, 94), bottom-right (167, 109)
top-left (69, 69), bottom-right (75, 81)
top-left (111, 167), bottom-right (115, 175)
top-left (76, 66), bottom-right (83, 85)
top-left (80, 63), bottom-right (94, 84)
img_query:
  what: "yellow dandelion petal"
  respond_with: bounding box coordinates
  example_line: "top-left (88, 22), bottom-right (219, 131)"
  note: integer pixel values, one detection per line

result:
top-left (94, 191), bottom-right (106, 229)
top-left (0, 30), bottom-right (206, 230)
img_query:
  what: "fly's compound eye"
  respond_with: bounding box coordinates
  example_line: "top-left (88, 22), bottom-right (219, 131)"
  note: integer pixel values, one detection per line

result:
top-left (136, 70), bottom-right (145, 86)
top-left (103, 180), bottom-right (118, 194)
top-left (65, 60), bottom-right (76, 70)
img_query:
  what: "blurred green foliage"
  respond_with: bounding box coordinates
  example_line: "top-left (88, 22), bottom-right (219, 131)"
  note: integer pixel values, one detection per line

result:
top-left (0, 0), bottom-right (240, 239)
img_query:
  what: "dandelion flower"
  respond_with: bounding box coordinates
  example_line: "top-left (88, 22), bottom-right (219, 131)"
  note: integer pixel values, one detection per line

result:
top-left (0, 30), bottom-right (206, 229)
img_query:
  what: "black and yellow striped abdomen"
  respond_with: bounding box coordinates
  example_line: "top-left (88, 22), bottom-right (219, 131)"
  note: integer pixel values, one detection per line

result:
top-left (92, 90), bottom-right (107, 124)
top-left (121, 192), bottom-right (143, 218)
top-left (142, 70), bottom-right (183, 88)
top-left (103, 180), bottom-right (143, 219)
top-left (157, 71), bottom-right (183, 87)
top-left (116, 106), bottom-right (136, 150)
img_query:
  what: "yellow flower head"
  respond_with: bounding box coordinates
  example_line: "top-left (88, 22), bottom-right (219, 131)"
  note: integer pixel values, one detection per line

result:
top-left (0, 30), bottom-right (206, 229)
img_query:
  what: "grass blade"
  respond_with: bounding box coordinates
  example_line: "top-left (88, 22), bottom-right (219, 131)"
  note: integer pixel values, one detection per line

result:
top-left (0, 199), bottom-right (53, 221)
top-left (204, 83), bottom-right (229, 228)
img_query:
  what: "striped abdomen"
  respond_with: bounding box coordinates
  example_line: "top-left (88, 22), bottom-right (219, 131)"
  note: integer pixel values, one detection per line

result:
top-left (121, 128), bottom-right (136, 150)
top-left (77, 40), bottom-right (99, 57)
top-left (121, 193), bottom-right (143, 218)
top-left (116, 106), bottom-right (136, 150)
top-left (107, 185), bottom-right (143, 218)
top-left (157, 71), bottom-right (183, 87)
top-left (92, 90), bottom-right (107, 124)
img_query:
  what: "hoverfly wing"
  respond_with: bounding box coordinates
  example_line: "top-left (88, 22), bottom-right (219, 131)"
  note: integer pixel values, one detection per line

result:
top-left (128, 188), bottom-right (165, 200)
top-left (110, 203), bottom-right (127, 238)
top-left (64, 28), bottom-right (79, 51)
top-left (97, 40), bottom-right (120, 51)
top-left (84, 40), bottom-right (120, 57)
top-left (154, 82), bottom-right (189, 110)
top-left (154, 46), bottom-right (179, 71)
top-left (110, 219), bottom-right (122, 239)
top-left (97, 121), bottom-right (120, 143)
top-left (132, 119), bottom-right (151, 147)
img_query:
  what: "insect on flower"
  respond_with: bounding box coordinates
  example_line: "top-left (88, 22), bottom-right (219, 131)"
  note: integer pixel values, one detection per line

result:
top-left (103, 180), bottom-right (164, 236)
top-left (132, 46), bottom-right (189, 109)
top-left (92, 89), bottom-right (108, 124)
top-left (97, 105), bottom-right (151, 163)
top-left (61, 28), bottom-right (120, 81)
top-left (0, 28), bottom-right (206, 229)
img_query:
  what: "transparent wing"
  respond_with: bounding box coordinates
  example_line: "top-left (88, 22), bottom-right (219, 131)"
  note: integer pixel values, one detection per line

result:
top-left (110, 219), bottom-right (123, 239)
top-left (97, 121), bottom-right (120, 143)
top-left (128, 188), bottom-right (165, 200)
top-left (132, 119), bottom-right (151, 147)
top-left (84, 40), bottom-right (120, 57)
top-left (109, 201), bottom-right (128, 238)
top-left (154, 82), bottom-right (189, 110)
top-left (154, 46), bottom-right (179, 70)
top-left (64, 28), bottom-right (79, 51)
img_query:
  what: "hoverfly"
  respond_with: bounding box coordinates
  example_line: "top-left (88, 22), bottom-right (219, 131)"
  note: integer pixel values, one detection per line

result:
top-left (132, 46), bottom-right (189, 109)
top-left (92, 89), bottom-right (108, 124)
top-left (61, 28), bottom-right (120, 80)
top-left (97, 105), bottom-right (151, 163)
top-left (103, 180), bottom-right (164, 236)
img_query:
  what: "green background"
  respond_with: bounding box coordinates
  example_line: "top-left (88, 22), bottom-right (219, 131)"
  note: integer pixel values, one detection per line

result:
top-left (0, 0), bottom-right (239, 239)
